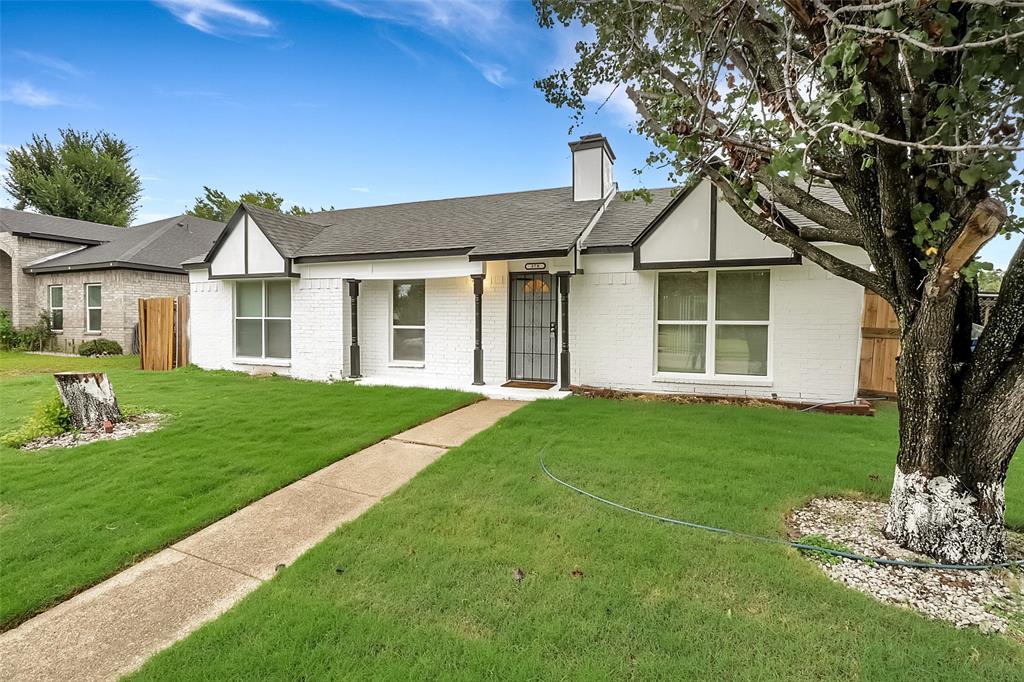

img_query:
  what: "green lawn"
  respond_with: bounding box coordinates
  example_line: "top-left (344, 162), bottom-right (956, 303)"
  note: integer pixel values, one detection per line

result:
top-left (0, 350), bottom-right (139, 378)
top-left (131, 398), bottom-right (1023, 681)
top-left (0, 353), bottom-right (477, 628)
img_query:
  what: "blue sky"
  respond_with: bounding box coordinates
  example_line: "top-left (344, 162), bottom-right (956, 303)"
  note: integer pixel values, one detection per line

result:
top-left (0, 0), bottom-right (1019, 267)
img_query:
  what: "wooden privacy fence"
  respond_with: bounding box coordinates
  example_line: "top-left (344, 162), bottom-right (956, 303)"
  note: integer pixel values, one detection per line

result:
top-left (138, 295), bottom-right (189, 371)
top-left (858, 291), bottom-right (899, 397)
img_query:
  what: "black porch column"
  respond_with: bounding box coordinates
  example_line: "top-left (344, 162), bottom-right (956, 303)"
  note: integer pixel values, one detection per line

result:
top-left (557, 273), bottom-right (571, 391)
top-left (346, 278), bottom-right (361, 378)
top-left (471, 274), bottom-right (485, 385)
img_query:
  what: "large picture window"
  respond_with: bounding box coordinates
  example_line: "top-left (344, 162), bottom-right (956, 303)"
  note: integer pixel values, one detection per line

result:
top-left (392, 279), bottom-right (425, 363)
top-left (85, 283), bottom-right (101, 332)
top-left (49, 285), bottom-right (63, 331)
top-left (235, 280), bottom-right (291, 359)
top-left (656, 270), bottom-right (770, 377)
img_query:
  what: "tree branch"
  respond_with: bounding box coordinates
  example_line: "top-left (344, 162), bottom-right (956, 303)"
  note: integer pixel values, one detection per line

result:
top-left (703, 164), bottom-right (891, 298)
top-left (755, 173), bottom-right (864, 245)
top-left (930, 198), bottom-right (1007, 299)
top-left (962, 236), bottom-right (1024, 398)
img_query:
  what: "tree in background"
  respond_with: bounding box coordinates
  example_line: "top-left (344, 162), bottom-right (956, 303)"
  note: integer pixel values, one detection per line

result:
top-left (536, 0), bottom-right (1022, 563)
top-left (979, 268), bottom-right (1004, 293)
top-left (3, 129), bottom-right (141, 227)
top-left (187, 187), bottom-right (313, 222)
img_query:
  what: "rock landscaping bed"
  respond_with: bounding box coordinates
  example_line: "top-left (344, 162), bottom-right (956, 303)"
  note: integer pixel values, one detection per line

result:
top-left (18, 413), bottom-right (164, 452)
top-left (790, 497), bottom-right (1023, 636)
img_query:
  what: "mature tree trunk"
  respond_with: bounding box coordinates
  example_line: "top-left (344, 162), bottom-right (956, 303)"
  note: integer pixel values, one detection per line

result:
top-left (53, 372), bottom-right (122, 430)
top-left (886, 344), bottom-right (1010, 564)
top-left (884, 275), bottom-right (1021, 564)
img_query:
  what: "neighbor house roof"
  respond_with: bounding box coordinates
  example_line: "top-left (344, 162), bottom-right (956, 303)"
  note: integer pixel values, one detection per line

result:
top-left (23, 214), bottom-right (225, 274)
top-left (292, 187), bottom-right (606, 261)
top-left (0, 208), bottom-right (128, 245)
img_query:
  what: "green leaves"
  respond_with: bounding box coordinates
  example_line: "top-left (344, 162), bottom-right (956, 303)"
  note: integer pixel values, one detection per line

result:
top-left (188, 188), bottom-right (312, 222)
top-left (531, 0), bottom-right (1024, 264)
top-left (3, 129), bottom-right (142, 226)
top-left (961, 259), bottom-right (994, 287)
top-left (959, 166), bottom-right (984, 188)
top-left (876, 9), bottom-right (899, 29)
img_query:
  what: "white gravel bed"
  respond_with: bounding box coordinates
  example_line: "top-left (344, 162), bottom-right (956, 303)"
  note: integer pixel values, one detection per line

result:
top-left (790, 497), bottom-right (1022, 635)
top-left (19, 413), bottom-right (165, 451)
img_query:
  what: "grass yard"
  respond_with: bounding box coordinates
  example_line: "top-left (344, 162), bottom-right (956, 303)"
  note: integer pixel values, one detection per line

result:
top-left (0, 350), bottom-right (139, 378)
top-left (0, 352), bottom-right (476, 628)
top-left (131, 398), bottom-right (1023, 681)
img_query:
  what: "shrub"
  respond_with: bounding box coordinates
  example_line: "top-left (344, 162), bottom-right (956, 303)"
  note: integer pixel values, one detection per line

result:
top-left (18, 311), bottom-right (55, 352)
top-left (0, 394), bottom-right (73, 448)
top-left (0, 308), bottom-right (17, 350)
top-left (78, 339), bottom-right (123, 356)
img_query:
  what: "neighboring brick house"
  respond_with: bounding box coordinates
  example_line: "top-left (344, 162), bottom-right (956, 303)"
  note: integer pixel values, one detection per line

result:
top-left (185, 133), bottom-right (869, 404)
top-left (1, 210), bottom-right (224, 352)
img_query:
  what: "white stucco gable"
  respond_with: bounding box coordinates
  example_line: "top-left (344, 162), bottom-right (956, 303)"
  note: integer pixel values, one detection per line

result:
top-left (208, 208), bottom-right (288, 278)
top-left (636, 179), bottom-right (797, 269)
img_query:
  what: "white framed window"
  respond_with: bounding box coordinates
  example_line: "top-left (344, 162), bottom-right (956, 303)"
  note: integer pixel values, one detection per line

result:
top-left (49, 285), bottom-right (64, 331)
top-left (656, 269), bottom-right (770, 377)
top-left (391, 279), bottom-right (425, 363)
top-left (234, 280), bottom-right (291, 359)
top-left (85, 283), bottom-right (102, 332)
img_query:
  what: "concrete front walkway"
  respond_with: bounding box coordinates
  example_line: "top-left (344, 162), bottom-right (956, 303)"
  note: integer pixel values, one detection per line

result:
top-left (0, 399), bottom-right (525, 682)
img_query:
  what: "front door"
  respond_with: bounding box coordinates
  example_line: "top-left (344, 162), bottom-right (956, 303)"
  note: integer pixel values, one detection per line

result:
top-left (508, 273), bottom-right (558, 382)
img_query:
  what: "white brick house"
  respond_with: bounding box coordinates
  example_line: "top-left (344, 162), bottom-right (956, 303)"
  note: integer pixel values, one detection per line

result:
top-left (185, 134), bottom-right (868, 403)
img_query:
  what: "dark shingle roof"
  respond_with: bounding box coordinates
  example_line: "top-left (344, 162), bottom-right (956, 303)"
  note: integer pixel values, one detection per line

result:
top-left (179, 179), bottom-right (849, 266)
top-left (295, 187), bottom-right (605, 260)
top-left (0, 208), bottom-right (128, 244)
top-left (24, 214), bottom-right (226, 274)
top-left (241, 203), bottom-right (330, 258)
top-left (581, 189), bottom-right (678, 251)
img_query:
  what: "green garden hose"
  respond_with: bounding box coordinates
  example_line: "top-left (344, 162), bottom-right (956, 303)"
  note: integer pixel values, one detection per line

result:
top-left (539, 454), bottom-right (1024, 572)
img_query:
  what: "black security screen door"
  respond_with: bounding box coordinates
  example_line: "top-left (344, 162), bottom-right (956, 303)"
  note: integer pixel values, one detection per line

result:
top-left (509, 273), bottom-right (558, 382)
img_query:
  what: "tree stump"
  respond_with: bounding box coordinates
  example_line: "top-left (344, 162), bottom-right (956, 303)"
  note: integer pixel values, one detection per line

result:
top-left (54, 372), bottom-right (123, 430)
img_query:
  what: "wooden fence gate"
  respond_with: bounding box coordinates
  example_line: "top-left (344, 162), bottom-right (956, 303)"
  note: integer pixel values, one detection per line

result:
top-left (858, 291), bottom-right (899, 397)
top-left (138, 295), bottom-right (189, 370)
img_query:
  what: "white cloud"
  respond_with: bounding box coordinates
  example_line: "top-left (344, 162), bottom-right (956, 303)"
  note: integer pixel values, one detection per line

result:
top-left (348, 186), bottom-right (370, 193)
top-left (379, 30), bottom-right (425, 65)
top-left (0, 81), bottom-right (63, 107)
top-left (551, 23), bottom-right (637, 127)
top-left (584, 81), bottom-right (638, 127)
top-left (324, 1), bottom-right (516, 86)
top-left (154, 0), bottom-right (274, 37)
top-left (325, 0), bottom-right (506, 44)
top-left (13, 50), bottom-right (83, 78)
top-left (459, 53), bottom-right (511, 87)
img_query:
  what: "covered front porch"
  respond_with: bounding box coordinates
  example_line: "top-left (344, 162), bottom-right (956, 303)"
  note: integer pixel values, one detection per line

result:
top-left (296, 253), bottom-right (578, 394)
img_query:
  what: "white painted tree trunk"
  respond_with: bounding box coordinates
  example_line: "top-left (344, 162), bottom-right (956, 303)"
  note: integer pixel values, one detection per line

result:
top-left (53, 372), bottom-right (123, 430)
top-left (884, 467), bottom-right (1006, 565)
